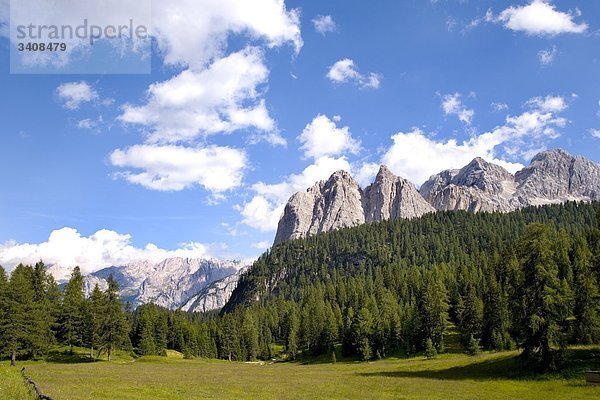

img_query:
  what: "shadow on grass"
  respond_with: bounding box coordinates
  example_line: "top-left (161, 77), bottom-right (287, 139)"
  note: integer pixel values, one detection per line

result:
top-left (45, 349), bottom-right (97, 364)
top-left (358, 348), bottom-right (600, 382)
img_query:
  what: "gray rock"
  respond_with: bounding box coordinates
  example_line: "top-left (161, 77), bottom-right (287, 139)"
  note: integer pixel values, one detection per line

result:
top-left (515, 149), bottom-right (600, 205)
top-left (363, 165), bottom-right (435, 222)
top-left (274, 149), bottom-right (599, 244)
top-left (274, 167), bottom-right (433, 244)
top-left (421, 157), bottom-right (518, 212)
top-left (274, 170), bottom-right (365, 244)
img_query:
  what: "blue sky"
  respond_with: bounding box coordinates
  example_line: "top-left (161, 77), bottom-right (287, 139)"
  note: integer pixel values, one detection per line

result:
top-left (0, 0), bottom-right (599, 273)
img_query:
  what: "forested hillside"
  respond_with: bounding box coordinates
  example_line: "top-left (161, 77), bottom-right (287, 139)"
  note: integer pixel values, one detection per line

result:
top-left (1, 202), bottom-right (599, 370)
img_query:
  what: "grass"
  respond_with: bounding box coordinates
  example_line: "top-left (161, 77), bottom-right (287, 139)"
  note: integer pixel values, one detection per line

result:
top-left (3, 346), bottom-right (598, 399)
top-left (0, 364), bottom-right (35, 400)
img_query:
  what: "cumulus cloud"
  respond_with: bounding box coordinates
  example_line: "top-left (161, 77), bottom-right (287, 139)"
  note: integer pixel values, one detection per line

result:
top-left (109, 144), bottom-right (247, 193)
top-left (381, 95), bottom-right (570, 185)
top-left (525, 95), bottom-right (568, 112)
top-left (538, 45), bottom-right (557, 65)
top-left (590, 129), bottom-right (600, 139)
top-left (326, 59), bottom-right (381, 89)
top-left (313, 15), bottom-right (337, 35)
top-left (119, 47), bottom-right (274, 144)
top-left (241, 156), bottom-right (352, 231)
top-left (151, 0), bottom-right (302, 68)
top-left (56, 81), bottom-right (98, 110)
top-left (0, 227), bottom-right (223, 274)
top-left (441, 93), bottom-right (474, 124)
top-left (298, 115), bottom-right (360, 160)
top-left (492, 0), bottom-right (587, 36)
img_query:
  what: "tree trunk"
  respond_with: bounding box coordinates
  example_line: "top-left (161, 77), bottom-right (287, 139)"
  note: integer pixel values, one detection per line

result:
top-left (108, 346), bottom-right (112, 362)
top-left (10, 350), bottom-right (16, 366)
top-left (90, 346), bottom-right (94, 359)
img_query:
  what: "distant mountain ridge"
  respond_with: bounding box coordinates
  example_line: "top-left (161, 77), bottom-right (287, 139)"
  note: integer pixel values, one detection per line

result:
top-left (274, 149), bottom-right (600, 243)
top-left (47, 257), bottom-right (252, 313)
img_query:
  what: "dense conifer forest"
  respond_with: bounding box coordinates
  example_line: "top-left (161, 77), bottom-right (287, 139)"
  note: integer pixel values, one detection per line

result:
top-left (1, 202), bottom-right (599, 370)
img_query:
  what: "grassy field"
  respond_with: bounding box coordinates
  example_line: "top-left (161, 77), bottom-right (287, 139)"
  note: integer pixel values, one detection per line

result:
top-left (1, 346), bottom-right (597, 400)
top-left (0, 364), bottom-right (35, 400)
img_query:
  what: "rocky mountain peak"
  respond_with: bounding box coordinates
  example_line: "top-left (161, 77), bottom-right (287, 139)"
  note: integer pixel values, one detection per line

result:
top-left (273, 169), bottom-right (365, 245)
top-left (275, 166), bottom-right (433, 243)
top-left (274, 149), bottom-right (599, 244)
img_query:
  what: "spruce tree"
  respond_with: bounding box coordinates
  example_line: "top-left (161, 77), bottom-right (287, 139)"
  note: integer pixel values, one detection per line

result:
top-left (4, 265), bottom-right (35, 366)
top-left (83, 284), bottom-right (105, 358)
top-left (516, 223), bottom-right (570, 369)
top-left (61, 266), bottom-right (85, 353)
top-left (571, 236), bottom-right (600, 344)
top-left (101, 275), bottom-right (129, 361)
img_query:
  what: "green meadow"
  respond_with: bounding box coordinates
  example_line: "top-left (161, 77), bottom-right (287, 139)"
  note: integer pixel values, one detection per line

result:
top-left (3, 346), bottom-right (599, 400)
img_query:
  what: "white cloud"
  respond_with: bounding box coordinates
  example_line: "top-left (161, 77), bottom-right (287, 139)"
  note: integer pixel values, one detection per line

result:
top-left (151, 0), bottom-right (302, 68)
top-left (442, 93), bottom-right (474, 124)
top-left (525, 95), bottom-right (568, 112)
top-left (252, 241), bottom-right (271, 250)
top-left (538, 45), bottom-right (557, 65)
top-left (313, 15), bottom-right (337, 35)
top-left (354, 162), bottom-right (380, 188)
top-left (241, 156), bottom-right (352, 231)
top-left (298, 115), bottom-right (360, 160)
top-left (381, 96), bottom-right (569, 185)
top-left (77, 116), bottom-right (104, 130)
top-left (119, 47), bottom-right (274, 143)
top-left (494, 0), bottom-right (587, 36)
top-left (491, 102), bottom-right (509, 112)
top-left (326, 59), bottom-right (381, 89)
top-left (56, 81), bottom-right (98, 110)
top-left (109, 144), bottom-right (247, 193)
top-left (0, 227), bottom-right (224, 275)
top-left (590, 129), bottom-right (600, 139)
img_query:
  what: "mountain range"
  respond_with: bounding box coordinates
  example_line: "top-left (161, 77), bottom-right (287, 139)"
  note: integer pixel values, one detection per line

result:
top-left (47, 149), bottom-right (600, 313)
top-left (47, 257), bottom-right (251, 313)
top-left (274, 149), bottom-right (600, 243)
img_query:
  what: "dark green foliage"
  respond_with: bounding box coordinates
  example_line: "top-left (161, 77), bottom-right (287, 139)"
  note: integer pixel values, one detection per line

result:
top-left (101, 275), bottom-right (130, 361)
top-left (1, 202), bottom-right (599, 369)
top-left (514, 223), bottom-right (571, 370)
top-left (61, 266), bottom-right (85, 353)
top-left (571, 236), bottom-right (600, 344)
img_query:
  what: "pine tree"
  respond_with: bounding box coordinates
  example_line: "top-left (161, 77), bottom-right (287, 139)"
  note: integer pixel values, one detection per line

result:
top-left (61, 266), bottom-right (85, 353)
top-left (0, 266), bottom-right (9, 361)
top-left (83, 284), bottom-right (105, 358)
top-left (571, 236), bottom-right (600, 344)
top-left (29, 261), bottom-right (53, 358)
top-left (516, 223), bottom-right (570, 369)
top-left (4, 265), bottom-right (35, 366)
top-left (101, 275), bottom-right (129, 361)
top-left (424, 338), bottom-right (437, 359)
top-left (418, 274), bottom-right (448, 352)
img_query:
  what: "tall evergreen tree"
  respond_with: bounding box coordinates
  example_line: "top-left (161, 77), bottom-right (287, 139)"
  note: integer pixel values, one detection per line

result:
top-left (571, 236), bottom-right (600, 344)
top-left (61, 266), bottom-right (85, 353)
top-left (4, 265), bottom-right (35, 366)
top-left (516, 223), bottom-right (570, 369)
top-left (83, 284), bottom-right (105, 358)
top-left (101, 275), bottom-right (129, 361)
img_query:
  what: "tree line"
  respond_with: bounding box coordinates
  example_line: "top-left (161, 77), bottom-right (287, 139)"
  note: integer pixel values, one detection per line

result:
top-left (1, 202), bottom-right (599, 370)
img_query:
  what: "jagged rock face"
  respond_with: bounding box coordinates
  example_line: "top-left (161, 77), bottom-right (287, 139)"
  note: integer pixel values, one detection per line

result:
top-left (363, 165), bottom-right (435, 222)
top-left (275, 167), bottom-right (433, 244)
top-left (515, 149), bottom-right (600, 205)
top-left (50, 258), bottom-right (252, 311)
top-left (274, 170), bottom-right (365, 244)
top-left (421, 158), bottom-right (518, 213)
top-left (274, 149), bottom-right (599, 244)
top-left (181, 266), bottom-right (248, 313)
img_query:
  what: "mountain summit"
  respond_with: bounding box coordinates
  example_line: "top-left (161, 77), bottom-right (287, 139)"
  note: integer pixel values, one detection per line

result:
top-left (274, 149), bottom-right (600, 243)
